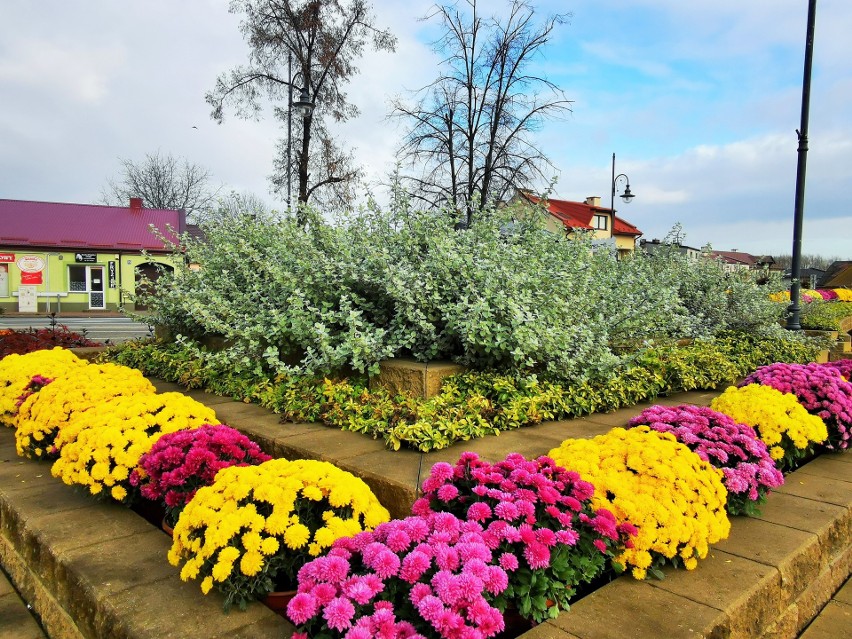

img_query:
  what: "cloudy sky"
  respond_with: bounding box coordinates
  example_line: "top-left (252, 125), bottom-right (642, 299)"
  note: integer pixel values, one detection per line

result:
top-left (1, 0), bottom-right (850, 257)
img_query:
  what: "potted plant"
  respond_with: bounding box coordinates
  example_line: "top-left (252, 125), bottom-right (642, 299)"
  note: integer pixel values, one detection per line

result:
top-left (412, 452), bottom-right (636, 624)
top-left (132, 423), bottom-right (272, 530)
top-left (167, 458), bottom-right (390, 612)
top-left (628, 404), bottom-right (785, 516)
top-left (287, 512), bottom-right (509, 638)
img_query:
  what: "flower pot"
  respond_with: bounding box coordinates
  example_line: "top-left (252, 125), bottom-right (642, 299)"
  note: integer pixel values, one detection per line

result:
top-left (262, 589), bottom-right (298, 618)
top-left (161, 517), bottom-right (174, 538)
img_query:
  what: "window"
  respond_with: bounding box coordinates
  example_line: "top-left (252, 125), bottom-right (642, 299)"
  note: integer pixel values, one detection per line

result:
top-left (68, 265), bottom-right (87, 292)
top-left (593, 214), bottom-right (609, 230)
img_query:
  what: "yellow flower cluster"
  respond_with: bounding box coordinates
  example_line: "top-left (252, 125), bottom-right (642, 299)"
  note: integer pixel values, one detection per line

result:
top-left (168, 458), bottom-right (390, 600)
top-left (15, 363), bottom-right (156, 459)
top-left (50, 392), bottom-right (218, 503)
top-left (834, 288), bottom-right (852, 302)
top-left (548, 427), bottom-right (730, 580)
top-left (710, 384), bottom-right (827, 469)
top-left (0, 348), bottom-right (87, 427)
top-left (768, 291), bottom-right (790, 303)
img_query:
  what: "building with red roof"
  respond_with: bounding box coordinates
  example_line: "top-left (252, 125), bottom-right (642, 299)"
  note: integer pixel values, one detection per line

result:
top-left (0, 197), bottom-right (186, 313)
top-left (519, 192), bottom-right (642, 258)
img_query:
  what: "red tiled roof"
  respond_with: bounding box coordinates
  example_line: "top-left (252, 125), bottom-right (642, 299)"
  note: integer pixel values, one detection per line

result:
top-left (0, 199), bottom-right (185, 252)
top-left (522, 193), bottom-right (642, 237)
top-left (710, 251), bottom-right (758, 266)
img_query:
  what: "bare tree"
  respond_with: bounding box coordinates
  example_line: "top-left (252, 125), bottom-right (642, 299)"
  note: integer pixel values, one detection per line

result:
top-left (100, 151), bottom-right (219, 222)
top-left (392, 0), bottom-right (571, 227)
top-left (206, 0), bottom-right (396, 220)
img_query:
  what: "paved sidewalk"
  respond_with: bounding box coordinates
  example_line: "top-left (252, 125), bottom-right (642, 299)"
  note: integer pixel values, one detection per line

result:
top-left (0, 567), bottom-right (46, 639)
top-left (798, 577), bottom-right (851, 638)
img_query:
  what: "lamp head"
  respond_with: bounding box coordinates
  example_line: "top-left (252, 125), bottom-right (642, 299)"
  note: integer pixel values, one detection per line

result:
top-left (620, 184), bottom-right (635, 203)
top-left (293, 86), bottom-right (314, 118)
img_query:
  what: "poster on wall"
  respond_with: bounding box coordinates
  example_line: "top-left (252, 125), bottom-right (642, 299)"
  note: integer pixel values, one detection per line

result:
top-left (0, 264), bottom-right (8, 298)
top-left (16, 254), bottom-right (45, 285)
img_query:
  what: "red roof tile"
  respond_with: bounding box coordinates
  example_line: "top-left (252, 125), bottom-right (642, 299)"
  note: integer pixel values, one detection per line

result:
top-left (521, 193), bottom-right (642, 236)
top-left (0, 199), bottom-right (185, 252)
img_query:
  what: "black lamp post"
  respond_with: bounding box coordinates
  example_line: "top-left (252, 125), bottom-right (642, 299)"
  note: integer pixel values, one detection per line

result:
top-left (786, 0), bottom-right (818, 331)
top-left (610, 152), bottom-right (635, 225)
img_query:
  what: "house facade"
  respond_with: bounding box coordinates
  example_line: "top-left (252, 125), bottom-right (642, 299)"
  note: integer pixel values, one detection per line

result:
top-left (639, 238), bottom-right (703, 260)
top-left (0, 198), bottom-right (184, 313)
top-left (520, 193), bottom-right (642, 258)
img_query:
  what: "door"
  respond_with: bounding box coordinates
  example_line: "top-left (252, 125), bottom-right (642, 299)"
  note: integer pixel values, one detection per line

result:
top-left (88, 266), bottom-right (105, 309)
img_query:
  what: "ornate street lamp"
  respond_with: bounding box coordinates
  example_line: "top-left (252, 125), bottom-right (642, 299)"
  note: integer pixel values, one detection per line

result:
top-left (610, 152), bottom-right (635, 221)
top-left (292, 86), bottom-right (315, 119)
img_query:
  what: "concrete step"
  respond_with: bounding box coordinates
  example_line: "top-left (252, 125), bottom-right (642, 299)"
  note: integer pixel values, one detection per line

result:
top-left (1, 566), bottom-right (47, 638)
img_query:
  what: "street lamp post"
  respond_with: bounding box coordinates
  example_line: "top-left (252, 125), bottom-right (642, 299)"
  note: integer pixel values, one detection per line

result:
top-left (786, 0), bottom-right (818, 331)
top-left (610, 152), bottom-right (635, 227)
top-left (286, 54), bottom-right (315, 211)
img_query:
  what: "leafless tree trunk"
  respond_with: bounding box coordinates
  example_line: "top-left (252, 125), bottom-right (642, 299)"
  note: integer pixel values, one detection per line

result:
top-left (206, 0), bottom-right (395, 221)
top-left (392, 0), bottom-right (571, 227)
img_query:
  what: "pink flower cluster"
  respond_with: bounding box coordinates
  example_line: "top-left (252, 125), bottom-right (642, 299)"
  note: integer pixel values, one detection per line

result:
top-left (287, 512), bottom-right (507, 639)
top-left (742, 363), bottom-right (852, 450)
top-left (411, 452), bottom-right (635, 622)
top-left (628, 404), bottom-right (784, 515)
top-left (822, 359), bottom-right (852, 382)
top-left (815, 289), bottom-right (838, 300)
top-left (132, 424), bottom-right (271, 516)
top-left (15, 375), bottom-right (54, 407)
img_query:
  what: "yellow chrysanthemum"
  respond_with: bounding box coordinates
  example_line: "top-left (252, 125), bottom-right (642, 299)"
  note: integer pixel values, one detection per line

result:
top-left (549, 427), bottom-right (730, 578)
top-left (167, 458), bottom-right (389, 606)
top-left (711, 384), bottom-right (827, 471)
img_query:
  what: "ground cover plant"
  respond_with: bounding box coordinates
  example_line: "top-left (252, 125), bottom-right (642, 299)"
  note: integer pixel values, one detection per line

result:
top-left (105, 330), bottom-right (827, 452)
top-left (800, 300), bottom-right (852, 330)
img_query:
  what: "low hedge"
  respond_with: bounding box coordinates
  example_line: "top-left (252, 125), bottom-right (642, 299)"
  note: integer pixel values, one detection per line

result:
top-left (104, 330), bottom-right (827, 452)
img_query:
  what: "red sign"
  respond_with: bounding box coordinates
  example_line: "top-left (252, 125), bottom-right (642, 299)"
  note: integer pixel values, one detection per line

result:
top-left (21, 271), bottom-right (43, 285)
top-left (0, 253), bottom-right (14, 263)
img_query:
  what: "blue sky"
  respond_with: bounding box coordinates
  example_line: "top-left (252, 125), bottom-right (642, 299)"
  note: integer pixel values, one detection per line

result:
top-left (1, 0), bottom-right (850, 257)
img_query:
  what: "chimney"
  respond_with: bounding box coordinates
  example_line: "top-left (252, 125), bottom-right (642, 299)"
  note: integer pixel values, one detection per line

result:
top-left (129, 197), bottom-right (143, 211)
top-left (584, 196), bottom-right (601, 207)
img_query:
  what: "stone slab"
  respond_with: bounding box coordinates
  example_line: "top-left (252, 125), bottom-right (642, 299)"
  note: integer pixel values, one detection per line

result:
top-left (775, 473), bottom-right (852, 508)
top-left (798, 600), bottom-right (852, 639)
top-left (335, 448), bottom-right (423, 520)
top-left (273, 427), bottom-right (389, 463)
top-left (654, 390), bottom-right (720, 407)
top-left (796, 456), bottom-right (852, 483)
top-left (713, 516), bottom-right (824, 605)
top-left (148, 379), bottom-right (184, 393)
top-left (649, 549), bottom-right (782, 637)
top-left (834, 578), bottom-right (852, 606)
top-left (208, 400), bottom-right (276, 426)
top-left (519, 623), bottom-right (581, 638)
top-left (0, 590), bottom-right (48, 639)
top-left (550, 575), bottom-right (727, 639)
top-left (575, 403), bottom-right (656, 429)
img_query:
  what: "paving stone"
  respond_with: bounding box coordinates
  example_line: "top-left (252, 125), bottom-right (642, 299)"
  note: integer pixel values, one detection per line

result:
top-left (208, 400), bottom-right (275, 426)
top-left (648, 549), bottom-right (782, 637)
top-left (49, 531), bottom-right (176, 639)
top-left (713, 516), bottom-right (824, 605)
top-left (575, 403), bottom-right (656, 429)
top-left (834, 578), bottom-right (852, 606)
top-left (180, 388), bottom-right (235, 406)
top-left (754, 491), bottom-right (852, 566)
top-left (0, 590), bottom-right (47, 639)
top-left (274, 427), bottom-right (389, 463)
top-left (775, 474), bottom-right (852, 508)
top-left (220, 613), bottom-right (296, 638)
top-left (91, 575), bottom-right (288, 639)
top-left (335, 448), bottom-right (422, 520)
top-left (654, 390), bottom-right (720, 407)
top-left (518, 622), bottom-right (581, 638)
top-left (796, 456), bottom-right (852, 483)
top-left (794, 547), bottom-right (852, 633)
top-left (148, 379), bottom-right (183, 393)
top-left (798, 600), bottom-right (852, 639)
top-left (550, 576), bottom-right (726, 639)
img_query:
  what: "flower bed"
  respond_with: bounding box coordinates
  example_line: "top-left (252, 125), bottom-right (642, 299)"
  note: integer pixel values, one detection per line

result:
top-left (0, 323), bottom-right (101, 358)
top-left (0, 346), bottom-right (847, 637)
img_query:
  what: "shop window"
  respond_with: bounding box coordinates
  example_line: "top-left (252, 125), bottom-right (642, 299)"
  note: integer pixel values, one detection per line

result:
top-left (69, 265), bottom-right (87, 292)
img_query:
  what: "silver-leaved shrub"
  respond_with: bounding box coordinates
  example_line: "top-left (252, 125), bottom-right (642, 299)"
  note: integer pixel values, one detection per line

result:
top-left (133, 200), bottom-right (787, 381)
